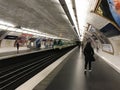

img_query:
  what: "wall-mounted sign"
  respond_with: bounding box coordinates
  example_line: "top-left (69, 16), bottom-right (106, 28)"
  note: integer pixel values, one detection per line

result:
top-left (4, 35), bottom-right (18, 40)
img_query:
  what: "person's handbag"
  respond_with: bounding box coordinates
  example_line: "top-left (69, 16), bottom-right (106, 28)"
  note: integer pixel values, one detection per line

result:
top-left (91, 56), bottom-right (95, 62)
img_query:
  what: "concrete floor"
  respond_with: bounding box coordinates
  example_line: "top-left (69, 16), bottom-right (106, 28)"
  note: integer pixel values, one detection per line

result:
top-left (44, 48), bottom-right (120, 90)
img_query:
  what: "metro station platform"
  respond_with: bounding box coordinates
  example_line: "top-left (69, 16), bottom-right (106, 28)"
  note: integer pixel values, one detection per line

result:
top-left (15, 47), bottom-right (120, 90)
top-left (0, 47), bottom-right (28, 56)
top-left (36, 47), bottom-right (120, 90)
top-left (96, 49), bottom-right (120, 74)
top-left (0, 47), bottom-right (50, 60)
top-left (0, 47), bottom-right (120, 90)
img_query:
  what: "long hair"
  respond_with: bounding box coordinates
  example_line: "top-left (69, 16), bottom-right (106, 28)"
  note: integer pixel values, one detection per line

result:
top-left (85, 42), bottom-right (91, 48)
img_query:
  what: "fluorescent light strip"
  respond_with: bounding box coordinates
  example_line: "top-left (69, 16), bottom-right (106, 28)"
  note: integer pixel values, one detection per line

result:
top-left (0, 20), bottom-right (15, 27)
top-left (8, 27), bottom-right (16, 32)
top-left (0, 24), bottom-right (70, 40)
top-left (75, 0), bottom-right (89, 41)
top-left (0, 25), bottom-right (8, 30)
top-left (22, 27), bottom-right (39, 33)
top-left (65, 0), bottom-right (80, 38)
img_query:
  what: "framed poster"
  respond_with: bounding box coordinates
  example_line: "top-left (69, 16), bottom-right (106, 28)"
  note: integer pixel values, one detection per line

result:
top-left (102, 44), bottom-right (114, 53)
top-left (89, 25), bottom-right (114, 54)
top-left (97, 32), bottom-right (114, 54)
top-left (95, 0), bottom-right (120, 28)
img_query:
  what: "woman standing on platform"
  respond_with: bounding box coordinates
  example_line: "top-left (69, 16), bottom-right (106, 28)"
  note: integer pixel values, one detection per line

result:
top-left (16, 41), bottom-right (20, 53)
top-left (83, 41), bottom-right (94, 72)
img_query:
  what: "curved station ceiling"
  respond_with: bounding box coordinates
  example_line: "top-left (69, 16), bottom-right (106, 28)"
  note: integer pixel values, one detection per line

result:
top-left (0, 0), bottom-right (119, 42)
top-left (0, 0), bottom-right (100, 41)
top-left (0, 0), bottom-right (79, 40)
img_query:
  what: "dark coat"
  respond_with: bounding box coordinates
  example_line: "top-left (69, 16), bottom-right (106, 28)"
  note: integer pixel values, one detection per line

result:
top-left (16, 42), bottom-right (19, 49)
top-left (84, 42), bottom-right (94, 61)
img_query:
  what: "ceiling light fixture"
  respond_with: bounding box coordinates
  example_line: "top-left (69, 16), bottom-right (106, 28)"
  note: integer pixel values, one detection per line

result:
top-left (64, 0), bottom-right (80, 39)
top-left (0, 23), bottom-right (70, 40)
top-left (75, 0), bottom-right (89, 41)
top-left (0, 20), bottom-right (15, 27)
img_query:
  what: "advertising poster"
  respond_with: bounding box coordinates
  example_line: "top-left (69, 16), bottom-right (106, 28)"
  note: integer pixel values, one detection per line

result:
top-left (89, 26), bottom-right (114, 54)
top-left (100, 23), bottom-right (120, 37)
top-left (102, 44), bottom-right (113, 53)
top-left (35, 38), bottom-right (41, 48)
top-left (96, 0), bottom-right (120, 27)
top-left (97, 33), bottom-right (114, 54)
top-left (107, 0), bottom-right (120, 27)
top-left (16, 33), bottom-right (33, 46)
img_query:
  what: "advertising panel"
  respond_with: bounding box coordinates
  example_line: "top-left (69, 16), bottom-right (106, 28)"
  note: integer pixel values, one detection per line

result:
top-left (102, 44), bottom-right (113, 53)
top-left (89, 25), bottom-right (114, 54)
top-left (100, 23), bottom-right (120, 37)
top-left (97, 32), bottom-right (114, 54)
top-left (15, 33), bottom-right (33, 47)
top-left (96, 0), bottom-right (120, 27)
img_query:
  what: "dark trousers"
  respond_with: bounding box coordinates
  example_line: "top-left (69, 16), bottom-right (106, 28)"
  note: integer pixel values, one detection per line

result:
top-left (85, 60), bottom-right (91, 70)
